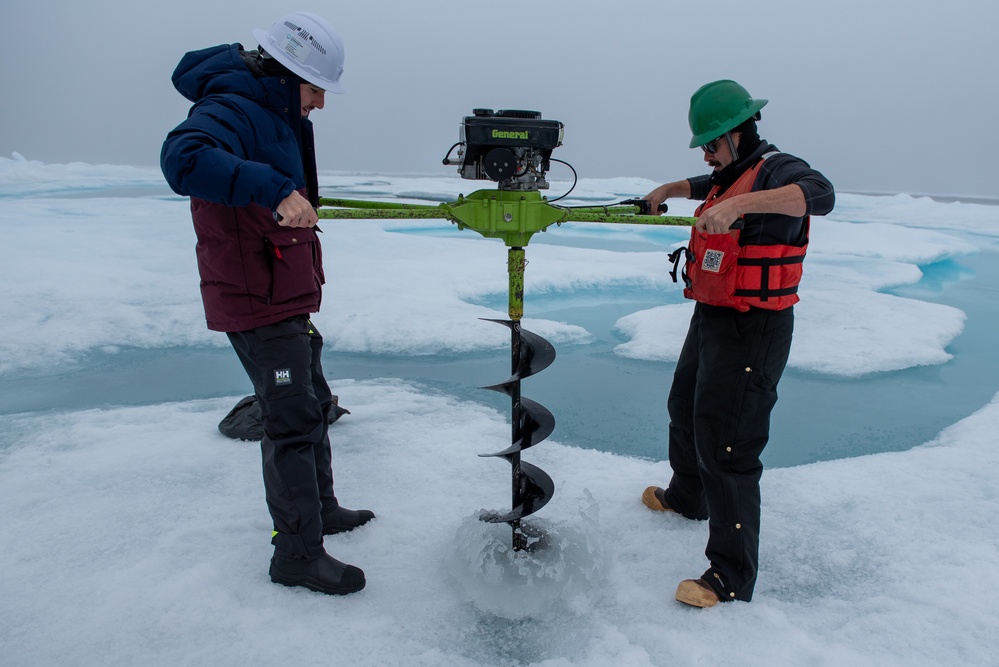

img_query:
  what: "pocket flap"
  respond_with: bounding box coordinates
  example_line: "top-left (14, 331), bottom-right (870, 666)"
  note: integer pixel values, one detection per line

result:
top-left (265, 227), bottom-right (318, 248)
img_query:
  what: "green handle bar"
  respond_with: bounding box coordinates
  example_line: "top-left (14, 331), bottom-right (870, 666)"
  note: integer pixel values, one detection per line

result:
top-left (317, 191), bottom-right (695, 247)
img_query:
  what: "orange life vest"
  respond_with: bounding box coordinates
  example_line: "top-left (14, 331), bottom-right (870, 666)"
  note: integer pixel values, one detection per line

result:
top-left (673, 153), bottom-right (809, 312)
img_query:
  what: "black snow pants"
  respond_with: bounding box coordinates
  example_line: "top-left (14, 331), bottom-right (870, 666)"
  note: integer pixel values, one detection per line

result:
top-left (227, 315), bottom-right (338, 560)
top-left (662, 302), bottom-right (793, 602)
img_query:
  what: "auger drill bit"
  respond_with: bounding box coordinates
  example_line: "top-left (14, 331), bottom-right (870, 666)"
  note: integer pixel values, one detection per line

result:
top-left (477, 249), bottom-right (557, 551)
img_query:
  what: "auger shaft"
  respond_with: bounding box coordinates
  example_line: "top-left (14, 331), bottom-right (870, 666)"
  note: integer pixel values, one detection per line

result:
top-left (507, 247), bottom-right (525, 322)
top-left (507, 248), bottom-right (527, 550)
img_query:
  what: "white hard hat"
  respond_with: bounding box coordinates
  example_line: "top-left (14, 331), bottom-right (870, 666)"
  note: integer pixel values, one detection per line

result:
top-left (252, 11), bottom-right (345, 94)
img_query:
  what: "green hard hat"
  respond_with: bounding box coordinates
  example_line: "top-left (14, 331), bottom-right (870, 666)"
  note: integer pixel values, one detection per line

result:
top-left (688, 80), bottom-right (768, 148)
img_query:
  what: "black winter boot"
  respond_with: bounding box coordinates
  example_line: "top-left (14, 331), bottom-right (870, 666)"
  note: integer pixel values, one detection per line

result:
top-left (269, 551), bottom-right (366, 595)
top-left (322, 506), bottom-right (375, 535)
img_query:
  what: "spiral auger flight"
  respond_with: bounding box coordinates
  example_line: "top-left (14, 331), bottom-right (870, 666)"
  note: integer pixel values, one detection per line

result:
top-left (476, 247), bottom-right (558, 550)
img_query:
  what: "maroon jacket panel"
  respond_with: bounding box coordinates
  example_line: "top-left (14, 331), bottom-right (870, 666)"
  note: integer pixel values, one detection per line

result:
top-left (191, 189), bottom-right (325, 332)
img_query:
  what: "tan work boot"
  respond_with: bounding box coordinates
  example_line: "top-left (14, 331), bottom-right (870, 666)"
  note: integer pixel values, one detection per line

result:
top-left (642, 486), bottom-right (677, 513)
top-left (675, 579), bottom-right (721, 608)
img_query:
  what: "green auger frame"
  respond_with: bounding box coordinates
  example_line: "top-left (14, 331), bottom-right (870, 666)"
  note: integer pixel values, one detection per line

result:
top-left (317, 191), bottom-right (695, 248)
top-left (317, 190), bottom-right (695, 323)
top-left (316, 189), bottom-right (694, 551)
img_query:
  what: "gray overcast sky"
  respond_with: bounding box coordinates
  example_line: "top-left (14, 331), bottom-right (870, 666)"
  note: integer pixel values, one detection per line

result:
top-left (3, 0), bottom-right (997, 198)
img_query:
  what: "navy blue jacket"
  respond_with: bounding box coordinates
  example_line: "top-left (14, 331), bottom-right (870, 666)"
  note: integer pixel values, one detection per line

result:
top-left (161, 44), bottom-right (324, 332)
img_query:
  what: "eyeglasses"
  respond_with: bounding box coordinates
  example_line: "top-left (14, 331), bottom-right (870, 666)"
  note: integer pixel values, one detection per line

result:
top-left (701, 136), bottom-right (723, 154)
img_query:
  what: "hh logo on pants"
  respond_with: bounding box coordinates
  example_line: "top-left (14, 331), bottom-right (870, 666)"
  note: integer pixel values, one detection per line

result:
top-left (274, 369), bottom-right (292, 385)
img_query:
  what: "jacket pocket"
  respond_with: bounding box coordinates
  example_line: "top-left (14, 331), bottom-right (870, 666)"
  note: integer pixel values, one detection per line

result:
top-left (263, 228), bottom-right (320, 305)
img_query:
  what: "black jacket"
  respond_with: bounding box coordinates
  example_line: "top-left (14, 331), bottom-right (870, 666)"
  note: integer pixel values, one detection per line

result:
top-left (687, 141), bottom-right (834, 246)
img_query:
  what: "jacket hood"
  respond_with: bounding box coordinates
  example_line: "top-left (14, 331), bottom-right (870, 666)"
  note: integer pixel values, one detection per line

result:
top-left (172, 43), bottom-right (265, 105)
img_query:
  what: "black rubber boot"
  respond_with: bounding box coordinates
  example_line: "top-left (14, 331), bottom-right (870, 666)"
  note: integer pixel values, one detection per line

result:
top-left (322, 506), bottom-right (375, 535)
top-left (269, 552), bottom-right (366, 595)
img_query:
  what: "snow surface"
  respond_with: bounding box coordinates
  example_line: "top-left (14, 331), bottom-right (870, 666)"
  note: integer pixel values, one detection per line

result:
top-left (2, 156), bottom-right (998, 665)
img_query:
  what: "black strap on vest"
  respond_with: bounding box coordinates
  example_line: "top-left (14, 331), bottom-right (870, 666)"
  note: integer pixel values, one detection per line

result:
top-left (667, 247), bottom-right (692, 289)
top-left (734, 255), bottom-right (804, 301)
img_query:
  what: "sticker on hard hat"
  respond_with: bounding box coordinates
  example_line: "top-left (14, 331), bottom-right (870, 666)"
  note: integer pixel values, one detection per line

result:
top-left (279, 32), bottom-right (312, 64)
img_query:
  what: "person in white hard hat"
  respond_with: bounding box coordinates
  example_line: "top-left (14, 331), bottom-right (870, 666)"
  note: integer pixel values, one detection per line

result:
top-left (161, 12), bottom-right (374, 596)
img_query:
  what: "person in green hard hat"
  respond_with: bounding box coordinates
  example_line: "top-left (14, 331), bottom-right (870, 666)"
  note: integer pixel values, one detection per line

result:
top-left (639, 80), bottom-right (835, 608)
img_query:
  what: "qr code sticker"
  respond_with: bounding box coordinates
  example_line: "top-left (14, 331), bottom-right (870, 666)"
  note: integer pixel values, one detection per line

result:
top-left (702, 249), bottom-right (725, 273)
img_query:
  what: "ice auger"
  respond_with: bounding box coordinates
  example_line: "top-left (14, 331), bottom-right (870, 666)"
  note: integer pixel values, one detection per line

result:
top-left (316, 109), bottom-right (695, 550)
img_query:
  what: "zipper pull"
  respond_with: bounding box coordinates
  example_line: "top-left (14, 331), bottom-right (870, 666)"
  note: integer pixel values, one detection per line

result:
top-left (264, 238), bottom-right (283, 260)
